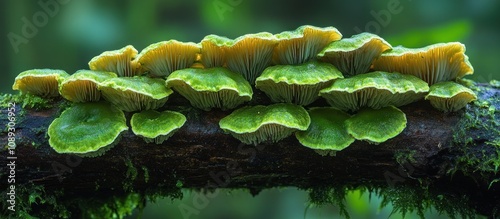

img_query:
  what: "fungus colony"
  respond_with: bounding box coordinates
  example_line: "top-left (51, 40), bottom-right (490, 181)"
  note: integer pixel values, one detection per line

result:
top-left (12, 25), bottom-right (476, 157)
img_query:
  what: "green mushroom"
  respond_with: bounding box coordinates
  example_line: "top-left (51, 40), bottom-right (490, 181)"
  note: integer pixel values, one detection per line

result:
top-left (295, 108), bottom-right (354, 156)
top-left (131, 110), bottom-right (186, 144)
top-left (219, 103), bottom-right (311, 145)
top-left (200, 34), bottom-right (232, 68)
top-left (317, 32), bottom-right (392, 76)
top-left (99, 76), bottom-right (173, 112)
top-left (12, 69), bottom-right (69, 97)
top-left (320, 71), bottom-right (429, 112)
top-left (255, 60), bottom-right (343, 105)
top-left (425, 81), bottom-right (477, 112)
top-left (59, 70), bottom-right (117, 102)
top-left (48, 102), bottom-right (128, 157)
top-left (88, 45), bottom-right (141, 77)
top-left (346, 106), bottom-right (407, 144)
top-left (166, 67), bottom-right (253, 111)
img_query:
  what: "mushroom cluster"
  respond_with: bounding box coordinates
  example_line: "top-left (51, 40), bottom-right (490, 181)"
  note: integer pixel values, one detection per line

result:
top-left (12, 24), bottom-right (476, 157)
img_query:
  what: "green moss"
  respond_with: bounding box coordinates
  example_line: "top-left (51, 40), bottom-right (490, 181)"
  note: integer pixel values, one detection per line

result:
top-left (123, 158), bottom-right (138, 192)
top-left (176, 180), bottom-right (184, 188)
top-left (80, 193), bottom-right (141, 219)
top-left (0, 93), bottom-right (54, 110)
top-left (142, 166), bottom-right (150, 183)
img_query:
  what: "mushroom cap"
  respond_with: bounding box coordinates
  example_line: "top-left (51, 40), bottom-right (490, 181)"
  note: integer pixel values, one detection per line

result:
top-left (99, 76), bottom-right (173, 112)
top-left (425, 81), bottom-right (477, 112)
top-left (219, 103), bottom-right (311, 145)
top-left (372, 42), bottom-right (474, 85)
top-left (317, 32), bottom-right (392, 76)
top-left (136, 40), bottom-right (200, 77)
top-left (12, 69), bottom-right (69, 97)
top-left (346, 106), bottom-right (407, 144)
top-left (200, 34), bottom-right (232, 68)
top-left (255, 60), bottom-right (343, 105)
top-left (224, 32), bottom-right (279, 84)
top-left (166, 67), bottom-right (252, 111)
top-left (59, 70), bottom-right (117, 102)
top-left (319, 71), bottom-right (429, 111)
top-left (48, 102), bottom-right (128, 156)
top-left (88, 45), bottom-right (140, 77)
top-left (295, 107), bottom-right (354, 151)
top-left (273, 25), bottom-right (342, 65)
top-left (131, 110), bottom-right (186, 144)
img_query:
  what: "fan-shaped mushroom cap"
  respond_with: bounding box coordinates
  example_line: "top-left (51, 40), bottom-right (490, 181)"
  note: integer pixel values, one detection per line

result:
top-left (200, 34), bottom-right (232, 68)
top-left (166, 67), bottom-right (252, 111)
top-left (317, 32), bottom-right (392, 76)
top-left (59, 70), bottom-right (117, 102)
top-left (372, 42), bottom-right (473, 85)
top-left (273, 25), bottom-right (342, 65)
top-left (131, 110), bottom-right (186, 144)
top-left (99, 76), bottom-right (173, 112)
top-left (12, 69), bottom-right (69, 97)
top-left (319, 71), bottom-right (429, 112)
top-left (255, 60), bottom-right (343, 105)
top-left (425, 81), bottom-right (477, 112)
top-left (88, 45), bottom-right (140, 77)
top-left (136, 40), bottom-right (200, 77)
top-left (48, 102), bottom-right (128, 156)
top-left (219, 103), bottom-right (310, 145)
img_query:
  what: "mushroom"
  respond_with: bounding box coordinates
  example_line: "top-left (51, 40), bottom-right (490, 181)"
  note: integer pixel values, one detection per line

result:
top-left (346, 106), bottom-right (407, 144)
top-left (319, 71), bottom-right (429, 112)
top-left (165, 67), bottom-right (252, 111)
top-left (12, 69), bottom-right (69, 98)
top-left (425, 81), bottom-right (477, 112)
top-left (255, 60), bottom-right (343, 105)
top-left (200, 34), bottom-right (232, 68)
top-left (136, 40), bottom-right (200, 77)
top-left (99, 76), bottom-right (173, 112)
top-left (371, 42), bottom-right (474, 85)
top-left (317, 32), bottom-right (392, 76)
top-left (59, 70), bottom-right (117, 102)
top-left (48, 102), bottom-right (128, 157)
top-left (219, 103), bottom-right (311, 145)
top-left (131, 110), bottom-right (186, 144)
top-left (224, 32), bottom-right (278, 84)
top-left (88, 45), bottom-right (141, 77)
top-left (273, 25), bottom-right (342, 65)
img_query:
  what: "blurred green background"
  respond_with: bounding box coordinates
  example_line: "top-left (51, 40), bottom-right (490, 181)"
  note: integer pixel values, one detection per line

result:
top-left (2, 0), bottom-right (498, 218)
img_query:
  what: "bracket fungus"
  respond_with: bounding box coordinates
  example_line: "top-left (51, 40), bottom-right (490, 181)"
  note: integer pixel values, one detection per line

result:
top-left (200, 34), bottom-right (232, 68)
top-left (88, 45), bottom-right (141, 77)
top-left (345, 106), bottom-right (407, 144)
top-left (255, 60), bottom-right (343, 105)
top-left (224, 32), bottom-right (279, 84)
top-left (59, 70), bottom-right (117, 102)
top-left (131, 110), bottom-right (186, 144)
top-left (219, 103), bottom-right (310, 145)
top-left (48, 102), bottom-right (128, 156)
top-left (12, 69), bottom-right (69, 97)
top-left (136, 40), bottom-right (200, 77)
top-left (319, 71), bottom-right (429, 112)
top-left (372, 42), bottom-right (474, 85)
top-left (99, 76), bottom-right (173, 112)
top-left (166, 67), bottom-right (252, 111)
top-left (272, 25), bottom-right (342, 65)
top-left (317, 32), bottom-right (392, 76)
top-left (425, 81), bottom-right (477, 112)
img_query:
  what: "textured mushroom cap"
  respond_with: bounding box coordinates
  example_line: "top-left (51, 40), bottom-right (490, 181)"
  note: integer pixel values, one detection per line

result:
top-left (166, 67), bottom-right (252, 111)
top-left (317, 32), bottom-right (392, 76)
top-left (372, 42), bottom-right (474, 85)
top-left (219, 103), bottom-right (311, 145)
top-left (425, 81), bottom-right (477, 112)
top-left (255, 60), bottom-right (343, 105)
top-left (99, 76), bottom-right (173, 112)
top-left (131, 110), bottom-right (186, 144)
top-left (224, 32), bottom-right (279, 84)
top-left (59, 70), bottom-right (117, 102)
top-left (295, 107), bottom-right (354, 152)
top-left (48, 102), bottom-right (128, 155)
top-left (88, 45), bottom-right (140, 77)
top-left (12, 69), bottom-right (69, 97)
top-left (136, 40), bottom-right (200, 77)
top-left (200, 34), bottom-right (232, 68)
top-left (273, 25), bottom-right (342, 65)
top-left (346, 106), bottom-right (407, 144)
top-left (320, 71), bottom-right (429, 111)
